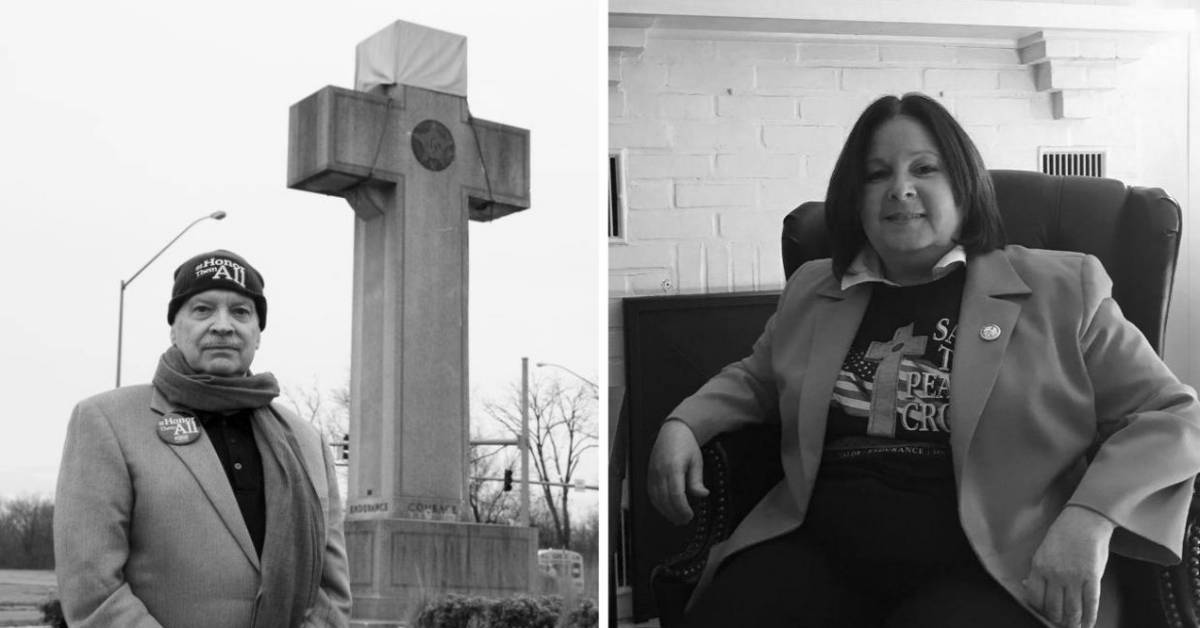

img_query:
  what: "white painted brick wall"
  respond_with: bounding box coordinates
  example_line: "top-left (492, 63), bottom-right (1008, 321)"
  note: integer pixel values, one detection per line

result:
top-left (958, 47), bottom-right (1021, 65)
top-left (627, 93), bottom-right (714, 119)
top-left (668, 62), bottom-right (755, 91)
top-left (717, 95), bottom-right (798, 120)
top-left (676, 182), bottom-right (756, 207)
top-left (719, 211), bottom-right (787, 240)
top-left (954, 98), bottom-right (1035, 124)
top-left (609, 85), bottom-right (625, 118)
top-left (760, 179), bottom-right (827, 211)
top-left (672, 120), bottom-right (759, 150)
top-left (843, 68), bottom-right (923, 92)
top-left (762, 125), bottom-right (845, 152)
top-left (801, 94), bottom-right (876, 124)
top-left (705, 243), bottom-right (731, 292)
top-left (642, 39), bottom-right (715, 63)
top-left (617, 58), bottom-right (668, 94)
top-left (715, 153), bottom-right (804, 179)
top-left (716, 41), bottom-right (797, 63)
top-left (881, 45), bottom-right (954, 64)
top-left (799, 43), bottom-right (878, 63)
top-left (610, 120), bottom-right (670, 149)
top-left (627, 210), bottom-right (716, 240)
top-left (676, 243), bottom-right (706, 292)
top-left (757, 66), bottom-right (839, 90)
top-left (609, 28), bottom-right (1192, 392)
top-left (625, 180), bottom-right (671, 210)
top-left (730, 243), bottom-right (759, 289)
top-left (609, 242), bottom-right (673, 270)
top-left (627, 154), bottom-right (711, 179)
top-left (999, 69), bottom-right (1036, 91)
top-left (925, 69), bottom-right (999, 91)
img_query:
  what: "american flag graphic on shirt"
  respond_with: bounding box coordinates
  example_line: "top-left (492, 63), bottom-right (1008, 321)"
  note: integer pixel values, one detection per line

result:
top-left (833, 349), bottom-right (949, 420)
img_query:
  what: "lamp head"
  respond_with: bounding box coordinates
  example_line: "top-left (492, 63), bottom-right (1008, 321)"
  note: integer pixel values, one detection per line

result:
top-left (210, 211), bottom-right (227, 220)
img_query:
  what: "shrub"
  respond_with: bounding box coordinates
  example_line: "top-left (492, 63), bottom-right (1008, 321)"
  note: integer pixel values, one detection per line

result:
top-left (414, 594), bottom-right (596, 628)
top-left (412, 594), bottom-right (491, 628)
top-left (564, 598), bottom-right (597, 628)
top-left (41, 599), bottom-right (66, 628)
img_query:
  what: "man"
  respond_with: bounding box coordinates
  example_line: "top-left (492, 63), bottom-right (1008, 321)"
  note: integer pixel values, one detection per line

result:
top-left (55, 249), bottom-right (351, 627)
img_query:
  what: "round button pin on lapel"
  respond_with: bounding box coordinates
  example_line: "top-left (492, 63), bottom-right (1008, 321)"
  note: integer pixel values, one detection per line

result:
top-left (157, 411), bottom-right (202, 445)
top-left (980, 324), bottom-right (1002, 341)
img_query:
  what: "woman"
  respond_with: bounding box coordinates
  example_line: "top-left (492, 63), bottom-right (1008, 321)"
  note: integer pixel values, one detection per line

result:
top-left (648, 93), bottom-right (1200, 628)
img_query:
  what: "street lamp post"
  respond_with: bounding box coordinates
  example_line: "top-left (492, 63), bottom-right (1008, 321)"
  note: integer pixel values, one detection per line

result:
top-left (115, 210), bottom-right (226, 387)
top-left (535, 361), bottom-right (599, 398)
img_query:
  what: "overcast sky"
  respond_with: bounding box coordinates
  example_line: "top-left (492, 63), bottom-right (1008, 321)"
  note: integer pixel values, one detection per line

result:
top-left (0, 1), bottom-right (603, 498)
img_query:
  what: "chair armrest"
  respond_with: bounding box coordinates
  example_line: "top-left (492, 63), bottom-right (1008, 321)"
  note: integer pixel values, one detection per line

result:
top-left (648, 431), bottom-right (1200, 628)
top-left (1155, 482), bottom-right (1200, 628)
top-left (650, 425), bottom-right (784, 627)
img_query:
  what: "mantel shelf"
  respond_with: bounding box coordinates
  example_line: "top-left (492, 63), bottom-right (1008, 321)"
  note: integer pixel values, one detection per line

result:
top-left (610, 0), bottom-right (1195, 42)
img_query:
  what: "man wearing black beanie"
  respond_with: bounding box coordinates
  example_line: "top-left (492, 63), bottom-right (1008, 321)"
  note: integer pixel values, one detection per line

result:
top-left (54, 249), bottom-right (352, 627)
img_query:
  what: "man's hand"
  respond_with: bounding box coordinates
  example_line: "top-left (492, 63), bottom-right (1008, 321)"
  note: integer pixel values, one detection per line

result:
top-left (647, 420), bottom-right (709, 525)
top-left (1023, 505), bottom-right (1116, 628)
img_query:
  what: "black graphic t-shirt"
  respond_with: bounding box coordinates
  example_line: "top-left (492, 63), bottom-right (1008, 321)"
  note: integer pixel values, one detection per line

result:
top-left (803, 267), bottom-right (976, 569)
top-left (824, 267), bottom-right (964, 458)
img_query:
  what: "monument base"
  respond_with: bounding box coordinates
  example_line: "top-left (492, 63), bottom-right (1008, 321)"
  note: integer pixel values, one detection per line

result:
top-left (346, 518), bottom-right (539, 625)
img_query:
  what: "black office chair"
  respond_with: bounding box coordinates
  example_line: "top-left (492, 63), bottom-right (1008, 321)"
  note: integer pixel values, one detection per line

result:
top-left (650, 170), bottom-right (1194, 628)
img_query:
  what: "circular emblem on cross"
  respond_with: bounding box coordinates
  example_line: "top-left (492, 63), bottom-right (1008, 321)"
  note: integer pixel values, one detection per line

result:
top-left (410, 119), bottom-right (455, 172)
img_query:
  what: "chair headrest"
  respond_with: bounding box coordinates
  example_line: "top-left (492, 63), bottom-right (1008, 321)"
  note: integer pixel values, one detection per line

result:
top-left (781, 170), bottom-right (1181, 354)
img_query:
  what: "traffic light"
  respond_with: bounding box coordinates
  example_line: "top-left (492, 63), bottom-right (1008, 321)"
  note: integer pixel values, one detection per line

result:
top-left (340, 434), bottom-right (350, 461)
top-left (503, 468), bottom-right (514, 491)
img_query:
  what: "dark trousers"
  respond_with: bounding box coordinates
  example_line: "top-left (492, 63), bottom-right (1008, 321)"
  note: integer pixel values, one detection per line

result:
top-left (682, 525), bottom-right (1045, 628)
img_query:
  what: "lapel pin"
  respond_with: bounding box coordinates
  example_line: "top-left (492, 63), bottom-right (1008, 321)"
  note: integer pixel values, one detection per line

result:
top-left (979, 324), bottom-right (1002, 342)
top-left (157, 411), bottom-right (202, 445)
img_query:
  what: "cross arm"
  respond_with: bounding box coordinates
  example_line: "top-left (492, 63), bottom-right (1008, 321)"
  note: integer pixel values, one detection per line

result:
top-left (288, 86), bottom-right (403, 196)
top-left (287, 85), bottom-right (531, 223)
top-left (465, 117), bottom-right (530, 222)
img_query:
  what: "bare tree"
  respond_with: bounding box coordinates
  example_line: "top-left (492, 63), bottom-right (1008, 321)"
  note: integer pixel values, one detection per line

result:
top-left (0, 495), bottom-right (54, 568)
top-left (484, 375), bottom-right (597, 549)
top-left (282, 379), bottom-right (351, 503)
top-left (282, 379), bottom-right (350, 446)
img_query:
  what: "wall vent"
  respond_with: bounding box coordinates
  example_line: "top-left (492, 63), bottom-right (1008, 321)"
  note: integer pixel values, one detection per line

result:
top-left (1039, 147), bottom-right (1107, 178)
top-left (609, 152), bottom-right (627, 241)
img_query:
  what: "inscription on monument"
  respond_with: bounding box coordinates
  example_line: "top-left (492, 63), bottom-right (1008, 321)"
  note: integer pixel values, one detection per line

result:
top-left (411, 119), bottom-right (455, 172)
top-left (406, 502), bottom-right (459, 521)
top-left (348, 501), bottom-right (390, 516)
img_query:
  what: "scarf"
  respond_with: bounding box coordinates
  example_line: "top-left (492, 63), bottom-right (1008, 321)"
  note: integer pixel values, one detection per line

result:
top-left (153, 346), bottom-right (324, 628)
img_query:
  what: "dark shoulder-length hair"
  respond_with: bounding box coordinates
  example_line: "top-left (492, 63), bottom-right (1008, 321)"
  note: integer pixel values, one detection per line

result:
top-left (824, 92), bottom-right (1006, 278)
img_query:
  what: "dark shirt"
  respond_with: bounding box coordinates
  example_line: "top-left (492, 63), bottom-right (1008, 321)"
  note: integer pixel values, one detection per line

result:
top-left (808, 267), bottom-right (975, 570)
top-left (198, 409), bottom-right (266, 557)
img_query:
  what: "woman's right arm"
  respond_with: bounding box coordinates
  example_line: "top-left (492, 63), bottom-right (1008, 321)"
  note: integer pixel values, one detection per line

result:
top-left (647, 307), bottom-right (784, 525)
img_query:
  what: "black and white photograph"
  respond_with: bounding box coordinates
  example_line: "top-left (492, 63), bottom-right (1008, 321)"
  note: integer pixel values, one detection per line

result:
top-left (0, 2), bottom-right (601, 626)
top-left (609, 2), bottom-right (1200, 628)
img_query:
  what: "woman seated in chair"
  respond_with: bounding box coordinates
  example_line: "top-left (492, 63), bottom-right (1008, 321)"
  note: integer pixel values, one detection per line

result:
top-left (647, 92), bottom-right (1200, 628)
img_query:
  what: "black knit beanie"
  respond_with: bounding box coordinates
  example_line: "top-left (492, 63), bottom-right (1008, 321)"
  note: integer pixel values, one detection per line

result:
top-left (167, 250), bottom-right (267, 330)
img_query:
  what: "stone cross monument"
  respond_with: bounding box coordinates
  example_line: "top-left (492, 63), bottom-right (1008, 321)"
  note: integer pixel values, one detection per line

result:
top-left (287, 20), bottom-right (537, 626)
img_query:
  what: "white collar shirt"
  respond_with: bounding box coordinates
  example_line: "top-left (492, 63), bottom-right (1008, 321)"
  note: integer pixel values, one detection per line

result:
top-left (840, 245), bottom-right (967, 290)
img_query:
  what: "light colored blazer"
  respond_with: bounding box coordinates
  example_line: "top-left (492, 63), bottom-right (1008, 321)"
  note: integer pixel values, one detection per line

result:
top-left (673, 246), bottom-right (1200, 622)
top-left (55, 384), bottom-right (352, 628)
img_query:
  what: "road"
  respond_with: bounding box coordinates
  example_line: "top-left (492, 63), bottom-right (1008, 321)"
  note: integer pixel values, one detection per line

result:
top-left (0, 569), bottom-right (55, 628)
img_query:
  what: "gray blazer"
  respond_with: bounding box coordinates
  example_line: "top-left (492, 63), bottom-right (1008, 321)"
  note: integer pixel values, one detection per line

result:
top-left (674, 247), bottom-right (1200, 626)
top-left (54, 384), bottom-right (351, 627)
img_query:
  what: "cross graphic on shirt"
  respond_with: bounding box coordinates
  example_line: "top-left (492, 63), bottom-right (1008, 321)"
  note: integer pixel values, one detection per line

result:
top-left (864, 323), bottom-right (928, 437)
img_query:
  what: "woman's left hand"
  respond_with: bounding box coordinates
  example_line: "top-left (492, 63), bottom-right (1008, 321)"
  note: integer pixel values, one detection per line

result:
top-left (1022, 505), bottom-right (1116, 628)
